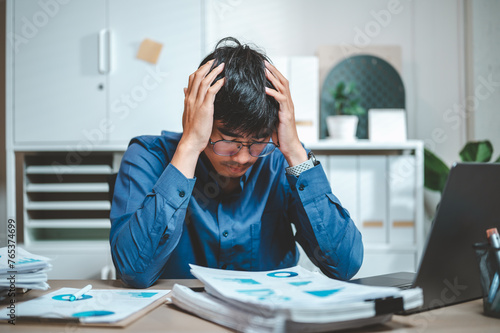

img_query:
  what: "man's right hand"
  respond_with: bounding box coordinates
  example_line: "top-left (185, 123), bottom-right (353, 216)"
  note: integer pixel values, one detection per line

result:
top-left (171, 59), bottom-right (225, 178)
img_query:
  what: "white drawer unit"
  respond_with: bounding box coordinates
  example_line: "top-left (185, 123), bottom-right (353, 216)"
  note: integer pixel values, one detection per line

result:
top-left (14, 151), bottom-right (121, 279)
top-left (311, 140), bottom-right (424, 278)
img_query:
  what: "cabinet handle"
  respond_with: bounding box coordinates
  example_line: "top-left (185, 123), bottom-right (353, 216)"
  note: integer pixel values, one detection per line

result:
top-left (98, 29), bottom-right (111, 74)
top-left (393, 221), bottom-right (414, 228)
top-left (363, 221), bottom-right (384, 228)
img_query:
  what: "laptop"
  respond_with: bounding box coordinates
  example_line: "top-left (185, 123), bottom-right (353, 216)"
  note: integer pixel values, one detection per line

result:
top-left (352, 162), bottom-right (500, 313)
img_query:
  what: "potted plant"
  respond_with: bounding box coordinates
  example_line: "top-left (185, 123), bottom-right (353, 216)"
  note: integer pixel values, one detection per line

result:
top-left (326, 81), bottom-right (366, 140)
top-left (425, 140), bottom-right (500, 193)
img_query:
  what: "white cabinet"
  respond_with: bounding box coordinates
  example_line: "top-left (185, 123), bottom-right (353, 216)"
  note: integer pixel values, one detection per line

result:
top-left (358, 156), bottom-right (388, 244)
top-left (107, 0), bottom-right (202, 143)
top-left (12, 0), bottom-right (107, 144)
top-left (10, 0), bottom-right (202, 146)
top-left (388, 155), bottom-right (417, 245)
top-left (7, 0), bottom-right (202, 278)
top-left (327, 156), bottom-right (358, 223)
top-left (311, 140), bottom-right (424, 278)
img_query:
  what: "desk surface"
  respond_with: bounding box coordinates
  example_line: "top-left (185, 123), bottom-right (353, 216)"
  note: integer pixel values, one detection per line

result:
top-left (1, 279), bottom-right (499, 332)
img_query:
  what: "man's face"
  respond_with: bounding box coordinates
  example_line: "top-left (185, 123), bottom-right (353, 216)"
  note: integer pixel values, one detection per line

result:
top-left (203, 120), bottom-right (272, 179)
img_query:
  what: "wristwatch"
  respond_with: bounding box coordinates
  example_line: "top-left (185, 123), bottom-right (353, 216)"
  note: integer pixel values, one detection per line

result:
top-left (285, 151), bottom-right (319, 177)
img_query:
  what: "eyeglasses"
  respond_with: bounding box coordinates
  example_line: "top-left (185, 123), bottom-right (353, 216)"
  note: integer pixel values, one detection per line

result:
top-left (209, 138), bottom-right (279, 157)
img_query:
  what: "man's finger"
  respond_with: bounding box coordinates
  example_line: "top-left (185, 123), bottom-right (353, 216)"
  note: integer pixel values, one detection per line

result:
top-left (265, 60), bottom-right (287, 84)
top-left (265, 67), bottom-right (285, 93)
top-left (205, 77), bottom-right (225, 103)
top-left (196, 62), bottom-right (225, 101)
top-left (189, 59), bottom-right (216, 99)
top-left (265, 86), bottom-right (286, 103)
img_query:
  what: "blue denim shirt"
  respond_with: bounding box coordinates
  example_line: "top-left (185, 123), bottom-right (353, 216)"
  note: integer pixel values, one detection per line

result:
top-left (110, 131), bottom-right (363, 288)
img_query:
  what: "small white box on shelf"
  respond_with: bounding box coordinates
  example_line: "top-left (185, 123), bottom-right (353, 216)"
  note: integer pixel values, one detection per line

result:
top-left (368, 109), bottom-right (407, 142)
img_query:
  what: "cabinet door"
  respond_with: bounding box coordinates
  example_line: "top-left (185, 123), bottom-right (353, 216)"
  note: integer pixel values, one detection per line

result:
top-left (107, 0), bottom-right (202, 143)
top-left (328, 156), bottom-right (359, 225)
top-left (13, 0), bottom-right (107, 144)
top-left (359, 156), bottom-right (387, 243)
top-left (388, 155), bottom-right (416, 244)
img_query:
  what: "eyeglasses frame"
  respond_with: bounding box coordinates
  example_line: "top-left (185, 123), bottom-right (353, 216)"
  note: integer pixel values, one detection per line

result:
top-left (208, 138), bottom-right (280, 157)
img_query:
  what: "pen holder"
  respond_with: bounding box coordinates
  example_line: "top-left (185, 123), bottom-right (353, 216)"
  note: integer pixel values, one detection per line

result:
top-left (473, 242), bottom-right (500, 318)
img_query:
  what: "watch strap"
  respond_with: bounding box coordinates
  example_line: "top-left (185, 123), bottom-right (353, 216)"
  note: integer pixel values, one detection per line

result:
top-left (285, 158), bottom-right (315, 177)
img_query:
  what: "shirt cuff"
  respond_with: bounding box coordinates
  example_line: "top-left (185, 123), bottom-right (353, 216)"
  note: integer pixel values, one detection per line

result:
top-left (286, 162), bottom-right (333, 204)
top-left (153, 163), bottom-right (196, 209)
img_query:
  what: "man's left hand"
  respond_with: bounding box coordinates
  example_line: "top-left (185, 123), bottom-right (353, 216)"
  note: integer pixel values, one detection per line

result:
top-left (264, 61), bottom-right (308, 168)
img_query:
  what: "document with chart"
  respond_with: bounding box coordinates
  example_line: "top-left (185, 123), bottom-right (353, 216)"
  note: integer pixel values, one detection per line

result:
top-left (0, 288), bottom-right (170, 326)
top-left (170, 265), bottom-right (423, 332)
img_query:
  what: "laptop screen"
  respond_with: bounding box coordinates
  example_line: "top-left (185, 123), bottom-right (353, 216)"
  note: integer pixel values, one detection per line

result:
top-left (414, 162), bottom-right (500, 311)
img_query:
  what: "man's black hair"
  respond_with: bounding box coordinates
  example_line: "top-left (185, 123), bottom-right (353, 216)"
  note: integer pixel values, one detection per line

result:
top-left (199, 37), bottom-right (279, 137)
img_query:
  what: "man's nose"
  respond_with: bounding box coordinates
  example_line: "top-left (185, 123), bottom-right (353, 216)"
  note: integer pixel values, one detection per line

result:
top-left (232, 146), bottom-right (253, 164)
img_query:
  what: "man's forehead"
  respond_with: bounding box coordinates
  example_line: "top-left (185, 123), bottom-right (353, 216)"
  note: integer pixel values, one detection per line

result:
top-left (217, 126), bottom-right (272, 139)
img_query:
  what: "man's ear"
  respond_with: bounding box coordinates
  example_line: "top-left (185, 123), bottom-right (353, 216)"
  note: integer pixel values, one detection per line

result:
top-left (271, 130), bottom-right (279, 147)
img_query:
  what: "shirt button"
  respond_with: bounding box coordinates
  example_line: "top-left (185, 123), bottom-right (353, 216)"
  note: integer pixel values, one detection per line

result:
top-left (179, 191), bottom-right (185, 197)
top-left (298, 184), bottom-right (305, 191)
top-left (222, 231), bottom-right (229, 237)
top-left (159, 233), bottom-right (169, 244)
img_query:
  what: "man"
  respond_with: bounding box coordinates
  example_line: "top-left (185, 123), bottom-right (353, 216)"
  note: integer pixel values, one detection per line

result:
top-left (110, 37), bottom-right (363, 288)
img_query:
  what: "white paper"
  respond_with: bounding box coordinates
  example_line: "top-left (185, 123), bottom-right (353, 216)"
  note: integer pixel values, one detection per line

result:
top-left (0, 247), bottom-right (52, 275)
top-left (189, 265), bottom-right (420, 323)
top-left (0, 287), bottom-right (170, 323)
top-left (0, 247), bottom-right (52, 290)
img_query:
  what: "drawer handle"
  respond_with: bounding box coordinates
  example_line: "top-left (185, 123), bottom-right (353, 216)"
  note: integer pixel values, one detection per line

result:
top-left (363, 221), bottom-right (383, 228)
top-left (393, 221), bottom-right (414, 228)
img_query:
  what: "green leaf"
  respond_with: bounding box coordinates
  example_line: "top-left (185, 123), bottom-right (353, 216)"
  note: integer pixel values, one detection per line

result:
top-left (424, 148), bottom-right (450, 193)
top-left (459, 140), bottom-right (493, 162)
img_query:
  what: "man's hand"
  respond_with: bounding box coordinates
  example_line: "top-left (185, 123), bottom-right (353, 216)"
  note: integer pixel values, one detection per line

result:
top-left (264, 61), bottom-right (308, 168)
top-left (171, 60), bottom-right (225, 178)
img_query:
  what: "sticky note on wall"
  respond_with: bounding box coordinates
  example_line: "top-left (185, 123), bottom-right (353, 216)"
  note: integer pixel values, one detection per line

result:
top-left (137, 38), bottom-right (163, 64)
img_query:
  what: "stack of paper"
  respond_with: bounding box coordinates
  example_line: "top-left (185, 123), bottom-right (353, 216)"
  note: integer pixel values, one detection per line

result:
top-left (170, 265), bottom-right (423, 332)
top-left (0, 247), bottom-right (52, 298)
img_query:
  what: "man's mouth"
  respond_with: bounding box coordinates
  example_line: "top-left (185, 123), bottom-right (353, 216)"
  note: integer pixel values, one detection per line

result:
top-left (223, 163), bottom-right (248, 174)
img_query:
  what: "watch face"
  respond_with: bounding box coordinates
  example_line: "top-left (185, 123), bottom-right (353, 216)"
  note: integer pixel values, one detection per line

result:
top-left (308, 152), bottom-right (318, 165)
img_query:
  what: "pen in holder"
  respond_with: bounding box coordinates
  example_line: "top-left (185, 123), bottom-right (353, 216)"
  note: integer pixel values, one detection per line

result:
top-left (473, 242), bottom-right (500, 318)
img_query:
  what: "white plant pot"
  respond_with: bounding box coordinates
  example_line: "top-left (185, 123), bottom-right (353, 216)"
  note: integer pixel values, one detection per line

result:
top-left (326, 115), bottom-right (359, 141)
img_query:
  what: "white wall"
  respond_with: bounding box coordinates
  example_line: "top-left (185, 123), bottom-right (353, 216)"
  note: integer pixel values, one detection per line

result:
top-left (205, 0), bottom-right (467, 165)
top-left (470, 0), bottom-right (500, 154)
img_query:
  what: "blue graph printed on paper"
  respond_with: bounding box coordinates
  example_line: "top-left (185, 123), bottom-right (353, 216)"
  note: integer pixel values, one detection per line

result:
top-left (18, 258), bottom-right (42, 265)
top-left (216, 278), bottom-right (260, 285)
top-left (288, 281), bottom-right (312, 287)
top-left (236, 289), bottom-right (291, 302)
top-left (117, 292), bottom-right (157, 298)
top-left (72, 310), bottom-right (115, 317)
top-left (266, 271), bottom-right (298, 278)
top-left (304, 288), bottom-right (344, 297)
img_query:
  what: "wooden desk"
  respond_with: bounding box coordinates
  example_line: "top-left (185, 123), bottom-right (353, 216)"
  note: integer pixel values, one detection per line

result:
top-left (1, 279), bottom-right (499, 332)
